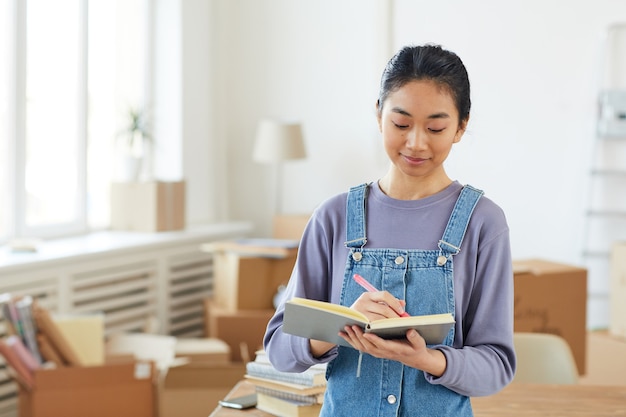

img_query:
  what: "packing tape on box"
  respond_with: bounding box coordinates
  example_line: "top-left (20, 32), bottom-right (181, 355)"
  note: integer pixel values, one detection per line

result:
top-left (164, 183), bottom-right (175, 230)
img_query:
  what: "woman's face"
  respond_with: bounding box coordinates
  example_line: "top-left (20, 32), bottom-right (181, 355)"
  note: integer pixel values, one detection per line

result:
top-left (377, 80), bottom-right (466, 183)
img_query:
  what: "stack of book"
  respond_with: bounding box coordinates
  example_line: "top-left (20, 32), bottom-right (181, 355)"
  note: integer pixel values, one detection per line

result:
top-left (245, 350), bottom-right (326, 417)
top-left (0, 293), bottom-right (88, 389)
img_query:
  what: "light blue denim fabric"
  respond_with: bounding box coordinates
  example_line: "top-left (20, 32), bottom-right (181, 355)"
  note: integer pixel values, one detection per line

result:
top-left (320, 183), bottom-right (483, 417)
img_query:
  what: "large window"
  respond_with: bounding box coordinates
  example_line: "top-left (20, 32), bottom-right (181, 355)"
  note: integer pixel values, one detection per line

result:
top-left (0, 0), bottom-right (150, 243)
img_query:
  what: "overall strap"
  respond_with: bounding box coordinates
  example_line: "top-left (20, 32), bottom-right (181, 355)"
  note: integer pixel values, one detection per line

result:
top-left (438, 185), bottom-right (484, 260)
top-left (344, 183), bottom-right (370, 249)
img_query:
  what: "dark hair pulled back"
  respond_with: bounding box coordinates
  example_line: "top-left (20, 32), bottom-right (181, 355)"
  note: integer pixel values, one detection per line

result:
top-left (378, 44), bottom-right (471, 123)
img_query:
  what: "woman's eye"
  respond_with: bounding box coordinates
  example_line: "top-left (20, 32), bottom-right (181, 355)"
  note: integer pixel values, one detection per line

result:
top-left (393, 122), bottom-right (409, 129)
top-left (428, 128), bottom-right (445, 133)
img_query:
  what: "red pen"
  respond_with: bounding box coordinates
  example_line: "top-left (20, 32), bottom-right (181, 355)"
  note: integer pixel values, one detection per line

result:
top-left (353, 273), bottom-right (410, 317)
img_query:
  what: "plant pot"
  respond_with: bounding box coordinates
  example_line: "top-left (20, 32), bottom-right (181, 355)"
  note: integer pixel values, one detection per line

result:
top-left (119, 156), bottom-right (143, 182)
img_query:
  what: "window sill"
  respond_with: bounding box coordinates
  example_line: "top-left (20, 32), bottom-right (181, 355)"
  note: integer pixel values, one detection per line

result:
top-left (0, 221), bottom-right (253, 274)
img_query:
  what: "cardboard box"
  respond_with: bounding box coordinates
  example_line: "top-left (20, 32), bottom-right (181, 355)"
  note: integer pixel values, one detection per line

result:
top-left (513, 259), bottom-right (587, 375)
top-left (610, 243), bottom-right (626, 339)
top-left (211, 249), bottom-right (296, 311)
top-left (272, 214), bottom-right (310, 240)
top-left (160, 362), bottom-right (246, 417)
top-left (110, 180), bottom-right (185, 232)
top-left (204, 300), bottom-right (275, 362)
top-left (19, 361), bottom-right (156, 417)
top-left (100, 333), bottom-right (240, 417)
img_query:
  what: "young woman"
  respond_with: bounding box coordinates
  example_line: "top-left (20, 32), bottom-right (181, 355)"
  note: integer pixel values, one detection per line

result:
top-left (263, 44), bottom-right (516, 416)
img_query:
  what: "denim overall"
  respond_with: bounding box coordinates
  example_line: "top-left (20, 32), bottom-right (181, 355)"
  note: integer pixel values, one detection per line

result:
top-left (320, 183), bottom-right (483, 417)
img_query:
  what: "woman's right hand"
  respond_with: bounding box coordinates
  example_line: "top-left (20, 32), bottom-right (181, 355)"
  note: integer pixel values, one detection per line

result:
top-left (350, 291), bottom-right (407, 321)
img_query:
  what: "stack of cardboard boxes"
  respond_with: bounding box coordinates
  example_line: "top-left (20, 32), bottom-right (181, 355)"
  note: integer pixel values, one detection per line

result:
top-left (202, 240), bottom-right (298, 363)
top-left (203, 215), bottom-right (310, 364)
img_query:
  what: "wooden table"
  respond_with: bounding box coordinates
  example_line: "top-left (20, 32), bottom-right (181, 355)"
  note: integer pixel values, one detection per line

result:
top-left (210, 381), bottom-right (626, 416)
top-left (471, 383), bottom-right (626, 416)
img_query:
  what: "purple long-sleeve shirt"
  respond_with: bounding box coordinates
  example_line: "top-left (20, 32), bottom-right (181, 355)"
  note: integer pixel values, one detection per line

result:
top-left (263, 181), bottom-right (516, 397)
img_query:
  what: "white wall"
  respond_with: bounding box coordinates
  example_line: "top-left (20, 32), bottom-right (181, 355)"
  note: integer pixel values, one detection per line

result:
top-left (180, 0), bottom-right (229, 223)
top-left (178, 0), bottom-right (626, 329)
top-left (153, 0), bottom-right (229, 225)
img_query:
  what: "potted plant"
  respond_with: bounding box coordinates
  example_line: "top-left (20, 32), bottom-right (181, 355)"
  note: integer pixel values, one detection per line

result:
top-left (116, 107), bottom-right (152, 182)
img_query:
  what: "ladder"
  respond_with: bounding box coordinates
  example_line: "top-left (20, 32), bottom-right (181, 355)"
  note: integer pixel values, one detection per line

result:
top-left (582, 24), bottom-right (626, 330)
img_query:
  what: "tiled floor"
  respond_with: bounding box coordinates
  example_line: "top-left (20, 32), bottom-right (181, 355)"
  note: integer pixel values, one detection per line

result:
top-left (579, 331), bottom-right (626, 385)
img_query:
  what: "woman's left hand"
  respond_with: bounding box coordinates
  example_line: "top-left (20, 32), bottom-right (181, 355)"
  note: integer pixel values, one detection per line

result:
top-left (339, 325), bottom-right (447, 377)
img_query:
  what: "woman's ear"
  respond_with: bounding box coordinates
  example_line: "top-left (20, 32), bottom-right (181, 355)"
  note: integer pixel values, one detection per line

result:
top-left (453, 116), bottom-right (469, 143)
top-left (375, 100), bottom-right (382, 132)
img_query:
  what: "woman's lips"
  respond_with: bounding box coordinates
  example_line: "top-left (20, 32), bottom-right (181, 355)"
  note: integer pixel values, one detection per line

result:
top-left (403, 154), bottom-right (427, 164)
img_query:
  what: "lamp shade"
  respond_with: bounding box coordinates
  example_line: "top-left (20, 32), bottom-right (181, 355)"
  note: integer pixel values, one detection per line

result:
top-left (252, 119), bottom-right (307, 163)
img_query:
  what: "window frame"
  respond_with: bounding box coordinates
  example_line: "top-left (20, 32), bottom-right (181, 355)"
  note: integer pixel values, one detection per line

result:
top-left (1, 0), bottom-right (152, 244)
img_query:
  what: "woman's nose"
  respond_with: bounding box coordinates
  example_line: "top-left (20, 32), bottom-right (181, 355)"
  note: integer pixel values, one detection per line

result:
top-left (406, 128), bottom-right (427, 150)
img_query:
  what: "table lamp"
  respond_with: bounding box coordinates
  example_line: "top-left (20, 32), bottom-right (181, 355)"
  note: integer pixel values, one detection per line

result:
top-left (252, 119), bottom-right (307, 214)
